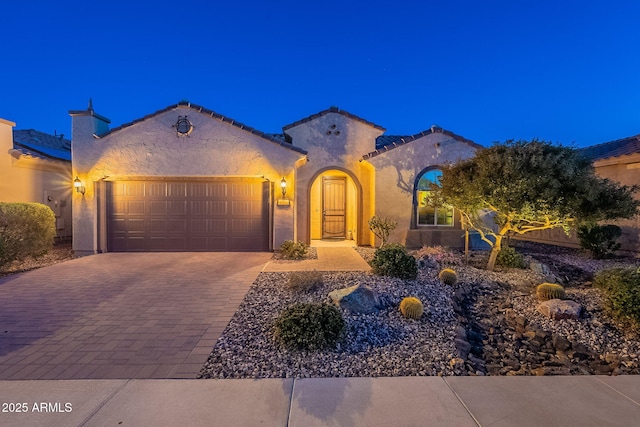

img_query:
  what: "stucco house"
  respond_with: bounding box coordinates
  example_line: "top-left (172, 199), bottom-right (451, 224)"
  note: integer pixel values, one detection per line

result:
top-left (70, 101), bottom-right (481, 256)
top-left (517, 134), bottom-right (640, 254)
top-left (0, 118), bottom-right (72, 240)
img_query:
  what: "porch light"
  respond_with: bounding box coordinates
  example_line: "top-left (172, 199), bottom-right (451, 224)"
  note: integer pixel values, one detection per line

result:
top-left (74, 176), bottom-right (85, 195)
top-left (280, 177), bottom-right (287, 197)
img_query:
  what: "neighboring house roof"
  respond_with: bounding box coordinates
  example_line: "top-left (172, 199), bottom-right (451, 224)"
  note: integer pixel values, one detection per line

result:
top-left (363, 126), bottom-right (482, 160)
top-left (12, 129), bottom-right (71, 162)
top-left (97, 101), bottom-right (308, 155)
top-left (282, 106), bottom-right (386, 132)
top-left (580, 134), bottom-right (640, 162)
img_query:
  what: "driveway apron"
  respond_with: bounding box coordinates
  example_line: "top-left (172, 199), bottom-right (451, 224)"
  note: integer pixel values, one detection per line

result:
top-left (0, 252), bottom-right (271, 380)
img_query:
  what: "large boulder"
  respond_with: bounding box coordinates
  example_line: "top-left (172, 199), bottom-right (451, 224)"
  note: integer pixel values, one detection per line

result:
top-left (328, 284), bottom-right (381, 314)
top-left (537, 299), bottom-right (583, 320)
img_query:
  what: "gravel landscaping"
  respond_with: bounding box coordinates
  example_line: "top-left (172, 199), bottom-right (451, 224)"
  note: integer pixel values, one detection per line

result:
top-left (200, 243), bottom-right (640, 378)
top-left (0, 243), bottom-right (73, 278)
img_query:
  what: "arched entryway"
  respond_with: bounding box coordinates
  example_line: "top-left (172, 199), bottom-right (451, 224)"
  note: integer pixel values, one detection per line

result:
top-left (309, 169), bottom-right (360, 243)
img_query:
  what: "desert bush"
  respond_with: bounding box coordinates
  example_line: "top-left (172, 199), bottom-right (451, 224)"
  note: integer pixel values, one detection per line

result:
top-left (577, 224), bottom-right (622, 259)
top-left (535, 283), bottom-right (566, 301)
top-left (496, 246), bottom-right (526, 269)
top-left (399, 297), bottom-right (424, 319)
top-left (415, 245), bottom-right (461, 266)
top-left (438, 268), bottom-right (458, 286)
top-left (274, 303), bottom-right (344, 350)
top-left (370, 243), bottom-right (418, 280)
top-left (0, 202), bottom-right (56, 268)
top-left (279, 240), bottom-right (308, 260)
top-left (368, 216), bottom-right (397, 247)
top-left (287, 270), bottom-right (323, 292)
top-left (594, 267), bottom-right (640, 328)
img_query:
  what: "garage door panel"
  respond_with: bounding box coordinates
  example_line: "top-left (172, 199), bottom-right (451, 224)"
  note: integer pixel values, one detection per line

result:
top-left (126, 237), bottom-right (147, 251)
top-left (211, 201), bottom-right (227, 215)
top-left (167, 182), bottom-right (187, 197)
top-left (167, 201), bottom-right (187, 215)
top-left (190, 219), bottom-right (208, 233)
top-left (189, 183), bottom-right (209, 197)
top-left (150, 219), bottom-right (167, 232)
top-left (190, 200), bottom-right (209, 215)
top-left (125, 182), bottom-right (146, 197)
top-left (149, 201), bottom-right (167, 215)
top-left (210, 183), bottom-right (227, 197)
top-left (168, 219), bottom-right (187, 232)
top-left (147, 182), bottom-right (166, 197)
top-left (107, 179), bottom-right (268, 252)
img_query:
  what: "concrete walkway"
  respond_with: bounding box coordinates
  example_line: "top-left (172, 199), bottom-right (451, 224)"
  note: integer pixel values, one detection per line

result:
top-left (2, 376), bottom-right (639, 426)
top-left (262, 247), bottom-right (371, 272)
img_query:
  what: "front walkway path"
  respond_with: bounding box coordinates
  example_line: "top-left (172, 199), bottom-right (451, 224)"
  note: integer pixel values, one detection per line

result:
top-left (262, 247), bottom-right (371, 272)
top-left (0, 252), bottom-right (270, 380)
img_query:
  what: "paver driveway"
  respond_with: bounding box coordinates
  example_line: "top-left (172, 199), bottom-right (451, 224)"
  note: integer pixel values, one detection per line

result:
top-left (0, 252), bottom-right (271, 380)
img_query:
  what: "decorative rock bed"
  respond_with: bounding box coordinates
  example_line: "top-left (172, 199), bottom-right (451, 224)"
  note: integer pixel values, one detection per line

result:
top-left (200, 244), bottom-right (640, 378)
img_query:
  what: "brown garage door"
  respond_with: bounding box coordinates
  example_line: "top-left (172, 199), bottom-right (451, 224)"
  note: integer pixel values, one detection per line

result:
top-left (106, 179), bottom-right (269, 252)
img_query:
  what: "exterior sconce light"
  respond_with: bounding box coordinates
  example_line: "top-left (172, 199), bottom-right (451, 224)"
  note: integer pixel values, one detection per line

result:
top-left (74, 176), bottom-right (85, 195)
top-left (280, 177), bottom-right (287, 197)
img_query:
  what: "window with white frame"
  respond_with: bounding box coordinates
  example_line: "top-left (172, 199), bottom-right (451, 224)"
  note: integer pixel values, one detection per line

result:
top-left (416, 169), bottom-right (454, 226)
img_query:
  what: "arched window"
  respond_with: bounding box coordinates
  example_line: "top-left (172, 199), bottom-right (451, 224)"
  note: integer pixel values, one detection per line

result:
top-left (416, 169), bottom-right (454, 226)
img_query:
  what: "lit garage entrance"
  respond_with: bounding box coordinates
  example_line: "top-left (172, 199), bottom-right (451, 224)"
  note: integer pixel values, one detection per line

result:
top-left (106, 178), bottom-right (269, 252)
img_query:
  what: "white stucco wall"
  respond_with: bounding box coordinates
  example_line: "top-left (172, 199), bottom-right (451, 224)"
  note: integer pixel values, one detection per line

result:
top-left (71, 105), bottom-right (304, 255)
top-left (285, 112), bottom-right (384, 246)
top-left (0, 118), bottom-right (72, 239)
top-left (366, 132), bottom-right (479, 246)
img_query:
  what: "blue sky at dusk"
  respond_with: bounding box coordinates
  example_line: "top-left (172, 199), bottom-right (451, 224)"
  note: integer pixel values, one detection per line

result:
top-left (2, 0), bottom-right (639, 147)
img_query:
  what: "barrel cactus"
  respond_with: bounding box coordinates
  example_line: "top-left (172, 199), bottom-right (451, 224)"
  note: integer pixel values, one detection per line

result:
top-left (438, 268), bottom-right (458, 286)
top-left (399, 297), bottom-right (424, 319)
top-left (536, 283), bottom-right (565, 301)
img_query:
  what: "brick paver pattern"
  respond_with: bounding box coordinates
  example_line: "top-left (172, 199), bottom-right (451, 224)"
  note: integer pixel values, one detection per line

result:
top-left (0, 252), bottom-right (270, 380)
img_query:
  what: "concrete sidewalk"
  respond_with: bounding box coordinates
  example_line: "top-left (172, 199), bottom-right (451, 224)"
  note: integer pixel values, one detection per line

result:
top-left (1, 376), bottom-right (639, 427)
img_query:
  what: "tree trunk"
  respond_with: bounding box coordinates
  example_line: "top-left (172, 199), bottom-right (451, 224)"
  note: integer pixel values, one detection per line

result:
top-left (486, 234), bottom-right (503, 271)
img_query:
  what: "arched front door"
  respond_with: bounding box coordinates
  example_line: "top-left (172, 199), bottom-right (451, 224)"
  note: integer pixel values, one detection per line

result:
top-left (310, 170), bottom-right (358, 241)
top-left (322, 176), bottom-right (346, 238)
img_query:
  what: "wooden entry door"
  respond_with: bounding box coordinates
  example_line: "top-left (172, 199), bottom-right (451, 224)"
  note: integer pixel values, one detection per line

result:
top-left (322, 176), bottom-right (346, 238)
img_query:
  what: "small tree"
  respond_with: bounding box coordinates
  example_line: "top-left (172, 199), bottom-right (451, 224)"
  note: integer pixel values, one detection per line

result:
top-left (368, 216), bottom-right (397, 248)
top-left (431, 140), bottom-right (639, 270)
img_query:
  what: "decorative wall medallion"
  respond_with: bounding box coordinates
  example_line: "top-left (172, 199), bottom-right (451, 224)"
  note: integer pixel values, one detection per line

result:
top-left (174, 115), bottom-right (193, 136)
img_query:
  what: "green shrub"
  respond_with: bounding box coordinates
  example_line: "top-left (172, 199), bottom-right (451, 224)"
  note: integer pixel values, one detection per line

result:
top-left (368, 216), bottom-right (397, 247)
top-left (438, 268), bottom-right (458, 286)
top-left (577, 224), bottom-right (622, 259)
top-left (536, 283), bottom-right (565, 301)
top-left (399, 297), bottom-right (424, 319)
top-left (370, 243), bottom-right (418, 280)
top-left (496, 246), bottom-right (526, 269)
top-left (279, 240), bottom-right (308, 260)
top-left (274, 303), bottom-right (344, 350)
top-left (287, 270), bottom-right (323, 292)
top-left (594, 267), bottom-right (640, 327)
top-left (0, 202), bottom-right (56, 268)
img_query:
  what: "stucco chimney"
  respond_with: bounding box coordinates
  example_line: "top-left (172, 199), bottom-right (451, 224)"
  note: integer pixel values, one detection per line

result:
top-left (69, 98), bottom-right (111, 142)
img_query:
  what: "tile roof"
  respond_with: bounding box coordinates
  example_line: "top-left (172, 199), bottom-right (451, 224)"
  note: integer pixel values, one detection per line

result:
top-left (12, 129), bottom-right (71, 162)
top-left (363, 126), bottom-right (482, 160)
top-left (579, 134), bottom-right (640, 161)
top-left (96, 102), bottom-right (308, 155)
top-left (282, 106), bottom-right (386, 132)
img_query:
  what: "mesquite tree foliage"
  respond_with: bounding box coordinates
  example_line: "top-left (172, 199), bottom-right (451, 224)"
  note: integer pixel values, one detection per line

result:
top-left (430, 140), bottom-right (639, 270)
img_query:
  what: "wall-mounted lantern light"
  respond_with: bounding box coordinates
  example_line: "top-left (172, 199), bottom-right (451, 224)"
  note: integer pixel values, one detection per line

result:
top-left (280, 177), bottom-right (287, 197)
top-left (74, 176), bottom-right (85, 195)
